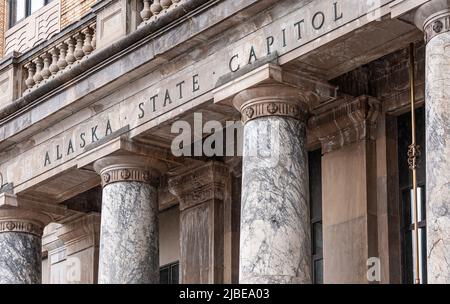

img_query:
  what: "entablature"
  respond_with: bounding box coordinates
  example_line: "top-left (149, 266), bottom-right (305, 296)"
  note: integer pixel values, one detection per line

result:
top-left (0, 0), bottom-right (431, 204)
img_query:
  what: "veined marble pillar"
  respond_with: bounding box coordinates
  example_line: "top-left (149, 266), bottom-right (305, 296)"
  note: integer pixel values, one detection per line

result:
top-left (94, 155), bottom-right (164, 284)
top-left (233, 84), bottom-right (311, 284)
top-left (0, 194), bottom-right (51, 284)
top-left (415, 1), bottom-right (450, 283)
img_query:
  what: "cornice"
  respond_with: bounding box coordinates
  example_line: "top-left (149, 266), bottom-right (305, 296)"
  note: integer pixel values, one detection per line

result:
top-left (168, 161), bottom-right (230, 211)
top-left (0, 0), bottom-right (215, 123)
top-left (308, 96), bottom-right (380, 154)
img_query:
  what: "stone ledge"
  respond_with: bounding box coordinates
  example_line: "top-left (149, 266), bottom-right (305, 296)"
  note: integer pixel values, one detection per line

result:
top-left (0, 0), bottom-right (213, 122)
top-left (168, 161), bottom-right (230, 211)
top-left (308, 95), bottom-right (380, 154)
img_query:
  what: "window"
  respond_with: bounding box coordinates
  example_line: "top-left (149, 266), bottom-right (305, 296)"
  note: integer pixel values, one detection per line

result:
top-left (9, 0), bottom-right (52, 28)
top-left (160, 261), bottom-right (179, 284)
top-left (309, 149), bottom-right (323, 284)
top-left (397, 107), bottom-right (427, 284)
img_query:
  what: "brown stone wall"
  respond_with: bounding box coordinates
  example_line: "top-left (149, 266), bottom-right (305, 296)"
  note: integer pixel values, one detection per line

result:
top-left (322, 140), bottom-right (379, 283)
top-left (60, 0), bottom-right (96, 29)
top-left (376, 111), bottom-right (402, 284)
top-left (331, 43), bottom-right (426, 115)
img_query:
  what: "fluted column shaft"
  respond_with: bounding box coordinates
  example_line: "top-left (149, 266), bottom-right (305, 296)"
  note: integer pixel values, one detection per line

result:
top-left (94, 156), bottom-right (164, 284)
top-left (233, 84), bottom-right (311, 284)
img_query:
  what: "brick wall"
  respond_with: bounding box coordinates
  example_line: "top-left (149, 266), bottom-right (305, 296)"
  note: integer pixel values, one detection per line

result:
top-left (0, 0), bottom-right (7, 58)
top-left (60, 0), bottom-right (96, 29)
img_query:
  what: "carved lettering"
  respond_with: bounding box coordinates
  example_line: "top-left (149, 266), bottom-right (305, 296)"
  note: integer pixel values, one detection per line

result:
top-left (312, 11), bottom-right (325, 30)
top-left (44, 152), bottom-right (51, 167)
top-left (164, 89), bottom-right (172, 106)
top-left (176, 81), bottom-right (185, 99)
top-left (80, 133), bottom-right (86, 148)
top-left (67, 139), bottom-right (74, 155)
top-left (150, 94), bottom-right (158, 112)
top-left (138, 102), bottom-right (145, 119)
top-left (266, 36), bottom-right (274, 55)
top-left (43, 122), bottom-right (115, 167)
top-left (294, 19), bottom-right (305, 39)
top-left (334, 2), bottom-right (343, 21)
top-left (91, 126), bottom-right (99, 142)
top-left (248, 46), bottom-right (257, 64)
top-left (193, 74), bottom-right (200, 92)
top-left (229, 54), bottom-right (240, 72)
top-left (38, 0), bottom-right (351, 172)
top-left (105, 120), bottom-right (113, 136)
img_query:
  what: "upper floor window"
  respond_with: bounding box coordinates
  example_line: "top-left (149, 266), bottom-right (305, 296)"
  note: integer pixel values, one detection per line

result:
top-left (9, 0), bottom-right (53, 28)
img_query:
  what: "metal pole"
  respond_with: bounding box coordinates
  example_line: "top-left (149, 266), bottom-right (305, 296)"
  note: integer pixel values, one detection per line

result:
top-left (408, 42), bottom-right (421, 285)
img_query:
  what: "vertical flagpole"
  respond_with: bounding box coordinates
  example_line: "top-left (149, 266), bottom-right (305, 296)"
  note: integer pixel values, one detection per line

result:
top-left (408, 42), bottom-right (421, 285)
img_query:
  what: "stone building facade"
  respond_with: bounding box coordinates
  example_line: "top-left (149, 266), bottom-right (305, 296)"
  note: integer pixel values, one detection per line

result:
top-left (0, 0), bottom-right (448, 284)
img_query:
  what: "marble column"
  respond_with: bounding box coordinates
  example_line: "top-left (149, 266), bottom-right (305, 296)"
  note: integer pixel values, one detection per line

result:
top-left (233, 84), bottom-right (311, 284)
top-left (0, 198), bottom-right (50, 284)
top-left (94, 155), bottom-right (164, 284)
top-left (415, 1), bottom-right (450, 283)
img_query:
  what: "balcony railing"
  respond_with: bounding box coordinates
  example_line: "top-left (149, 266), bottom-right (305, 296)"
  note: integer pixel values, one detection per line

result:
top-left (23, 22), bottom-right (96, 93)
top-left (140, 0), bottom-right (183, 24)
top-left (5, 0), bottom-right (194, 98)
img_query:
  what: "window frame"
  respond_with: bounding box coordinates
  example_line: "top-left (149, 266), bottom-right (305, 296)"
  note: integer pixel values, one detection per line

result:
top-left (309, 149), bottom-right (323, 284)
top-left (8, 0), bottom-right (52, 28)
top-left (159, 261), bottom-right (179, 284)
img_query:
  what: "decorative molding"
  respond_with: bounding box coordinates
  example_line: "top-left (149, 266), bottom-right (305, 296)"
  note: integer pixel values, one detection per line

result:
top-left (308, 96), bottom-right (380, 154)
top-left (240, 99), bottom-right (308, 124)
top-left (0, 220), bottom-right (44, 237)
top-left (94, 155), bottom-right (165, 188)
top-left (232, 84), bottom-right (310, 124)
top-left (0, 193), bottom-right (64, 232)
top-left (101, 167), bottom-right (159, 187)
top-left (168, 162), bottom-right (230, 211)
top-left (424, 10), bottom-right (450, 43)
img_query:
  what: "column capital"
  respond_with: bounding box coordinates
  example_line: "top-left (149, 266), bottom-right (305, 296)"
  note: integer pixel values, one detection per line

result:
top-left (213, 63), bottom-right (337, 123)
top-left (414, 0), bottom-right (450, 43)
top-left (93, 155), bottom-right (166, 187)
top-left (232, 83), bottom-right (310, 124)
top-left (308, 96), bottom-right (380, 154)
top-left (0, 193), bottom-right (52, 237)
top-left (168, 161), bottom-right (230, 211)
